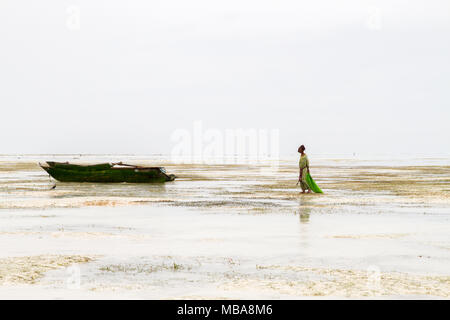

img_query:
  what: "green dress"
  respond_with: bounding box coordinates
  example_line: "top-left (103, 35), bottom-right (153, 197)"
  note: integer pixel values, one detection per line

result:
top-left (299, 154), bottom-right (310, 191)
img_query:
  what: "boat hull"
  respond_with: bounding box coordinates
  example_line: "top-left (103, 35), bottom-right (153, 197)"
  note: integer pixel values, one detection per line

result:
top-left (40, 162), bottom-right (175, 183)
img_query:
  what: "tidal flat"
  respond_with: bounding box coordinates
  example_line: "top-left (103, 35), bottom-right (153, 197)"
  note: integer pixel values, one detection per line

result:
top-left (0, 154), bottom-right (449, 299)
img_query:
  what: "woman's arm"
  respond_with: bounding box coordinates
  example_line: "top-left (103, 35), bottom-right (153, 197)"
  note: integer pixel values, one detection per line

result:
top-left (306, 156), bottom-right (310, 174)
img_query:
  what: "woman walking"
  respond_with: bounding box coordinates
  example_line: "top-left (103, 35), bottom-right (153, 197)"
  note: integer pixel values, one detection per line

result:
top-left (298, 145), bottom-right (311, 193)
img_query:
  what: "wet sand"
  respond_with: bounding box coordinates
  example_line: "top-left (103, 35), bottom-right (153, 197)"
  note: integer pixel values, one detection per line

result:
top-left (0, 155), bottom-right (449, 299)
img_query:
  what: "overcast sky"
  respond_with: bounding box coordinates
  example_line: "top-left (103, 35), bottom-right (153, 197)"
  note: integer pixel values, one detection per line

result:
top-left (0, 0), bottom-right (449, 156)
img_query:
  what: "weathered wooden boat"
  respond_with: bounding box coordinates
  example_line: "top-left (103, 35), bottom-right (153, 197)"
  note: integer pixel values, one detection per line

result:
top-left (40, 161), bottom-right (176, 183)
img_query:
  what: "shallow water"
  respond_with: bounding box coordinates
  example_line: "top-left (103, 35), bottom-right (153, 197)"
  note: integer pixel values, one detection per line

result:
top-left (0, 154), bottom-right (449, 298)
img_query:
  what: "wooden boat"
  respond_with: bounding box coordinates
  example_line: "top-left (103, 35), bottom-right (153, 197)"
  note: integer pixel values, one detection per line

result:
top-left (40, 161), bottom-right (176, 183)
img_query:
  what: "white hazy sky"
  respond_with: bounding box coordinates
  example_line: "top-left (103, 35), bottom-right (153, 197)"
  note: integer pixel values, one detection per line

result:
top-left (0, 0), bottom-right (449, 155)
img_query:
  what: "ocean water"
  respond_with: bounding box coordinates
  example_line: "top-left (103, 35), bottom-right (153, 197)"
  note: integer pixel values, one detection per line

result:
top-left (0, 154), bottom-right (449, 298)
